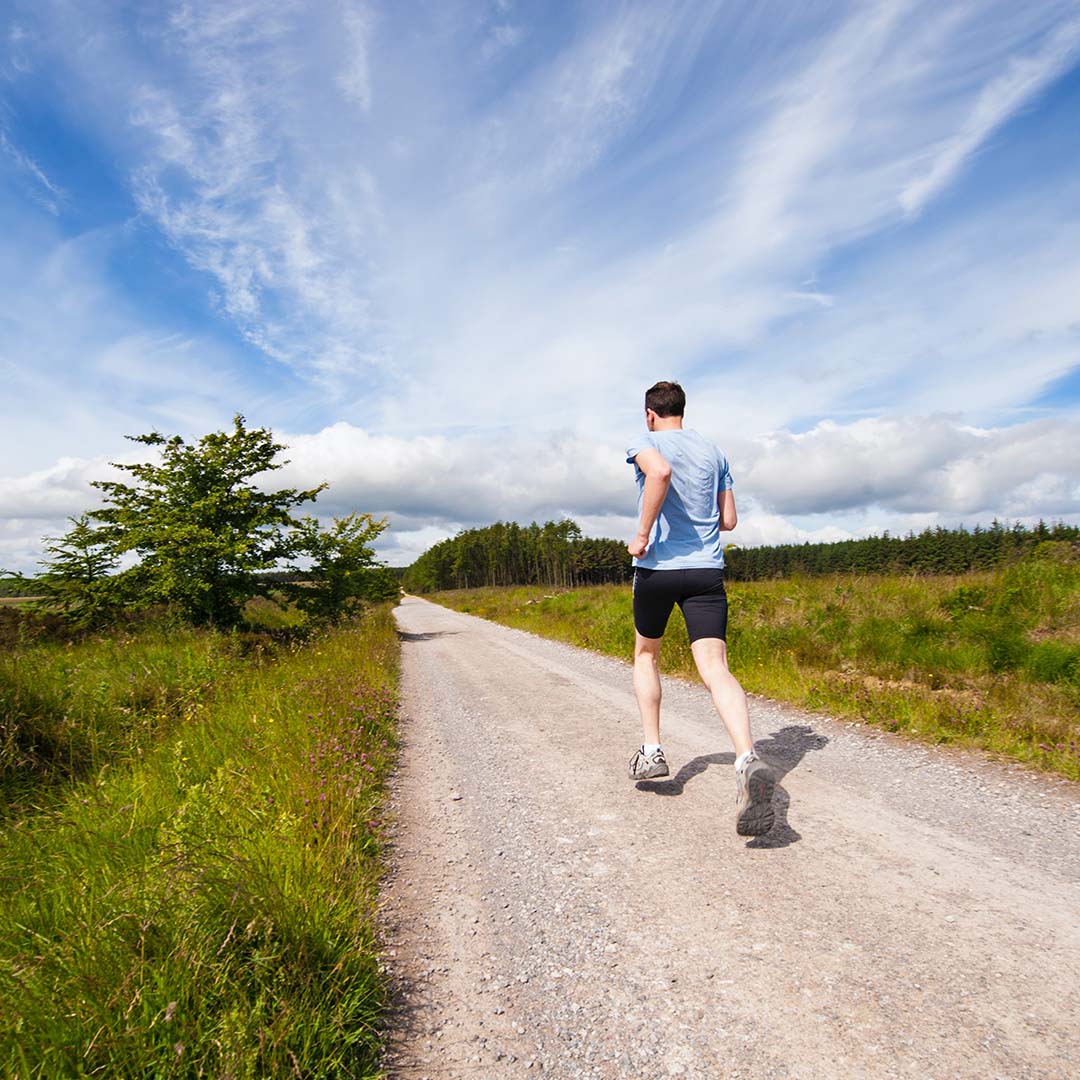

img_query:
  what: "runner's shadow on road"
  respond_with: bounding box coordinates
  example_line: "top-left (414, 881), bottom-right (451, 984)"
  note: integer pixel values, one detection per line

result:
top-left (397, 630), bottom-right (461, 642)
top-left (636, 725), bottom-right (828, 850)
top-left (636, 752), bottom-right (732, 796)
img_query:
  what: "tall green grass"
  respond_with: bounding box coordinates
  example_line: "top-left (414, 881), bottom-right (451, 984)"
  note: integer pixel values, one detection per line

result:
top-left (1, 624), bottom-right (233, 808)
top-left (431, 543), bottom-right (1080, 780)
top-left (0, 607), bottom-right (399, 1078)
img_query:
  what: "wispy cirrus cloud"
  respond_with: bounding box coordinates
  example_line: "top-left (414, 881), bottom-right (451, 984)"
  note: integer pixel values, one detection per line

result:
top-left (338, 1), bottom-right (375, 111)
top-left (25, 0), bottom-right (1074, 429)
top-left (124, 1), bottom-right (383, 381)
top-left (0, 126), bottom-right (62, 213)
top-left (0, 204), bottom-right (308, 479)
top-left (900, 16), bottom-right (1080, 217)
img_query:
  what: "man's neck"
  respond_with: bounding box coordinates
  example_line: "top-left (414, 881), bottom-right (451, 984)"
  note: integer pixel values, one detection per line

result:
top-left (652, 417), bottom-right (683, 431)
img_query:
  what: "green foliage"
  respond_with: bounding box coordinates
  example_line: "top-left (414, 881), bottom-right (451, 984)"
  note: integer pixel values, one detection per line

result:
top-left (242, 595), bottom-right (311, 633)
top-left (19, 514), bottom-right (127, 627)
top-left (90, 415), bottom-right (325, 627)
top-left (0, 574), bottom-right (40, 598)
top-left (4, 416), bottom-right (397, 630)
top-left (939, 584), bottom-right (989, 618)
top-left (0, 622), bottom-right (231, 803)
top-left (403, 518), bottom-right (631, 592)
top-left (402, 517), bottom-right (1080, 596)
top-left (1023, 641), bottom-right (1080, 685)
top-left (724, 519), bottom-right (1080, 581)
top-left (984, 625), bottom-right (1029, 672)
top-left (0, 609), bottom-right (399, 1077)
top-left (285, 513), bottom-right (398, 623)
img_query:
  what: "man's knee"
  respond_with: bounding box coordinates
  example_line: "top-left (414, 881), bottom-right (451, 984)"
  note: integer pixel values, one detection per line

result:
top-left (691, 637), bottom-right (730, 672)
top-left (634, 633), bottom-right (662, 661)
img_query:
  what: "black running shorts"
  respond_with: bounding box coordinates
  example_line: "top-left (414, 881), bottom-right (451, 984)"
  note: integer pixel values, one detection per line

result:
top-left (632, 567), bottom-right (728, 643)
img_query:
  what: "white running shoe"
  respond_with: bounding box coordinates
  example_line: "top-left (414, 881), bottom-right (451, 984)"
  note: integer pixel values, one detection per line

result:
top-left (628, 746), bottom-right (670, 780)
top-left (735, 753), bottom-right (776, 835)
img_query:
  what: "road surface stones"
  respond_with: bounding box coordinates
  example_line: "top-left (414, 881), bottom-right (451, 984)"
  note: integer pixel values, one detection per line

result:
top-left (380, 596), bottom-right (1080, 1079)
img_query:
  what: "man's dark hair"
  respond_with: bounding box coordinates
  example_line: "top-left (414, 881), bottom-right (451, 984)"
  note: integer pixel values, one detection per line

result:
top-left (644, 381), bottom-right (686, 418)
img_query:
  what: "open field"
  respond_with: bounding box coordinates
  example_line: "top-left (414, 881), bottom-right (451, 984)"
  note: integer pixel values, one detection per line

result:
top-left (0, 605), bottom-right (399, 1078)
top-left (429, 544), bottom-right (1080, 781)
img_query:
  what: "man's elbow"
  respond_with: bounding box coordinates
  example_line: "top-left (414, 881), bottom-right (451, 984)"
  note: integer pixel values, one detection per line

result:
top-left (721, 512), bottom-right (737, 531)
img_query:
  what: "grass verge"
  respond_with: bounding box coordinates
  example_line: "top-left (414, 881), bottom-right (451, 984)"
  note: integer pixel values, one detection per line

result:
top-left (428, 546), bottom-right (1080, 781)
top-left (1, 606), bottom-right (399, 1078)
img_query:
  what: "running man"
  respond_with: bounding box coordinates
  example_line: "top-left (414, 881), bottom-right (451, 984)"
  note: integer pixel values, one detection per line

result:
top-left (626, 381), bottom-right (776, 835)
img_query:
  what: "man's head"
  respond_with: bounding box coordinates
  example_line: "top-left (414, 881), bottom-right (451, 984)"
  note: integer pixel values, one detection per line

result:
top-left (644, 381), bottom-right (685, 430)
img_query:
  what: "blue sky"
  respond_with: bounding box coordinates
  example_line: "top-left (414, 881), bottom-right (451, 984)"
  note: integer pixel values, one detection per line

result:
top-left (2, 0), bottom-right (1080, 570)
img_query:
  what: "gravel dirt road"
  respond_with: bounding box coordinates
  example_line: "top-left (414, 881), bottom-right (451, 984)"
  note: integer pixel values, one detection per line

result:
top-left (380, 596), bottom-right (1080, 1080)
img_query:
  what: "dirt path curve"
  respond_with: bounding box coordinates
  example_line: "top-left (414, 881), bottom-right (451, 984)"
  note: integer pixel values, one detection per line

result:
top-left (380, 596), bottom-right (1080, 1080)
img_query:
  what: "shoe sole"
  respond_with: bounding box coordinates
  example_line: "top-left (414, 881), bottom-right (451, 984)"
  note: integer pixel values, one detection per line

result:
top-left (736, 767), bottom-right (776, 836)
top-left (630, 765), bottom-right (670, 780)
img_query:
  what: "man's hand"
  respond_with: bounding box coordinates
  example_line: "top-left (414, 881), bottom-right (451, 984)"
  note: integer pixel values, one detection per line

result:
top-left (627, 530), bottom-right (651, 558)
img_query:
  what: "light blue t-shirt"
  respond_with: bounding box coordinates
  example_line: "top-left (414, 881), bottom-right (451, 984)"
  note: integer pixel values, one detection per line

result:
top-left (626, 428), bottom-right (733, 570)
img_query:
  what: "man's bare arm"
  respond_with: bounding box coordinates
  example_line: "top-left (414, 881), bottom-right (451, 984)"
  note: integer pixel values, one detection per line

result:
top-left (628, 448), bottom-right (672, 557)
top-left (718, 488), bottom-right (737, 531)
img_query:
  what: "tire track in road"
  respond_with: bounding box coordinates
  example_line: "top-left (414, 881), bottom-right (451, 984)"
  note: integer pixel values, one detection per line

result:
top-left (380, 596), bottom-right (1080, 1080)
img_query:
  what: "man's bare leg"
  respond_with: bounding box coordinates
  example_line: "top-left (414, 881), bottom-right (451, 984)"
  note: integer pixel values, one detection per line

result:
top-left (690, 637), bottom-right (753, 759)
top-left (691, 638), bottom-right (775, 833)
top-left (632, 632), bottom-right (663, 745)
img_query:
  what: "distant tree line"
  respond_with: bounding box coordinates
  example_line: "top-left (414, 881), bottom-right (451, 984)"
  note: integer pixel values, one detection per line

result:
top-left (402, 518), bottom-right (1080, 593)
top-left (401, 520), bottom-right (632, 593)
top-left (724, 520), bottom-right (1080, 581)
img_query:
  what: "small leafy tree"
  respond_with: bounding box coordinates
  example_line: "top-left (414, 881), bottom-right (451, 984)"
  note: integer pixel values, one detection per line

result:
top-left (90, 415), bottom-right (325, 627)
top-left (286, 513), bottom-right (400, 623)
top-left (5, 416), bottom-right (400, 629)
top-left (28, 514), bottom-right (126, 628)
